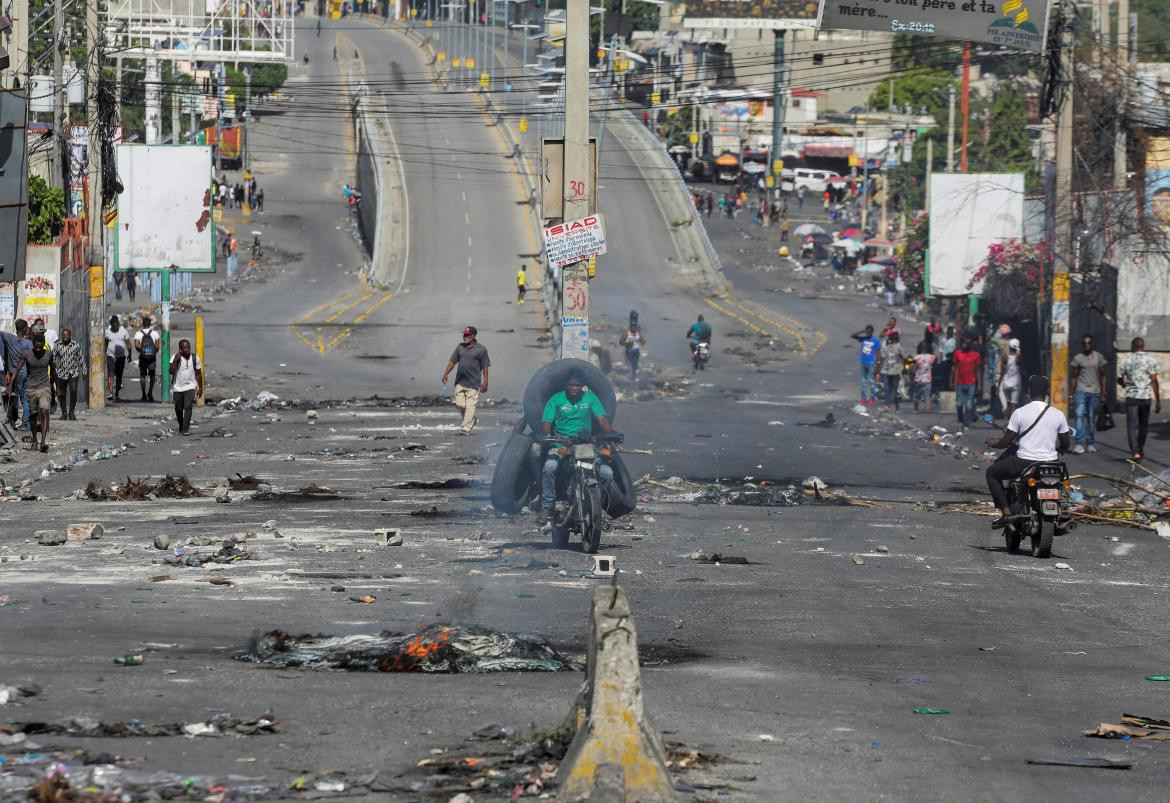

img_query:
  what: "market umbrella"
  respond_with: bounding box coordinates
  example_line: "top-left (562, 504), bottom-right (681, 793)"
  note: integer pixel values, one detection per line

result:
top-left (857, 262), bottom-right (887, 274)
top-left (838, 228), bottom-right (863, 240)
top-left (793, 223), bottom-right (827, 238)
top-left (864, 237), bottom-right (895, 248)
top-left (872, 255), bottom-right (896, 265)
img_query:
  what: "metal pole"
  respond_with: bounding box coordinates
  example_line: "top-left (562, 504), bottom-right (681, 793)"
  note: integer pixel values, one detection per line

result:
top-left (1050, 1), bottom-right (1074, 412)
top-left (195, 314), bottom-right (205, 405)
top-left (160, 269), bottom-right (172, 402)
top-left (946, 84), bottom-right (955, 172)
top-left (491, 0), bottom-right (497, 88)
top-left (1115, 0), bottom-right (1130, 188)
top-left (244, 67), bottom-right (252, 171)
top-left (770, 28), bottom-right (784, 182)
top-left (215, 63), bottom-right (224, 173)
top-left (171, 65), bottom-right (181, 144)
top-left (503, 0), bottom-right (510, 90)
top-left (86, 0), bottom-right (105, 410)
top-left (960, 42), bottom-right (970, 171)
top-left (51, 0), bottom-right (64, 189)
top-left (560, 0), bottom-right (589, 359)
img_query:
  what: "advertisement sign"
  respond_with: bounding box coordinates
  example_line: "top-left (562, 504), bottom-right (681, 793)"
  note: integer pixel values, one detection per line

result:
top-left (562, 316), bottom-right (590, 357)
top-left (1145, 137), bottom-right (1170, 228)
top-left (684, 0), bottom-right (820, 28)
top-left (928, 172), bottom-right (1024, 295)
top-left (817, 0), bottom-right (1052, 51)
top-left (68, 126), bottom-right (88, 219)
top-left (18, 273), bottom-right (58, 331)
top-left (0, 283), bottom-right (15, 334)
top-left (543, 215), bottom-right (608, 269)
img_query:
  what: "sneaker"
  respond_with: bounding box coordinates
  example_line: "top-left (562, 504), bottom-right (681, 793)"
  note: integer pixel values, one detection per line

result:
top-left (1086, 444), bottom-right (1098, 453)
top-left (1071, 444), bottom-right (1085, 454)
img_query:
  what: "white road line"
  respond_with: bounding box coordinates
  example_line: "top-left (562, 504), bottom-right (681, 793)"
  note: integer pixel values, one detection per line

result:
top-left (467, 236), bottom-right (473, 247)
top-left (467, 256), bottom-right (473, 266)
top-left (464, 212), bottom-right (470, 225)
top-left (461, 190), bottom-right (467, 202)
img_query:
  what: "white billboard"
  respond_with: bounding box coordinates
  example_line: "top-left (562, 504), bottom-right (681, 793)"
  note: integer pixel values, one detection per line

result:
top-left (928, 173), bottom-right (1025, 296)
top-left (115, 145), bottom-right (215, 272)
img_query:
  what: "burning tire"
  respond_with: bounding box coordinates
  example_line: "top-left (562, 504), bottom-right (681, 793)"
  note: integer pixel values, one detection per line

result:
top-left (602, 452), bottom-right (637, 518)
top-left (490, 432), bottom-right (536, 513)
top-left (523, 359), bottom-right (617, 434)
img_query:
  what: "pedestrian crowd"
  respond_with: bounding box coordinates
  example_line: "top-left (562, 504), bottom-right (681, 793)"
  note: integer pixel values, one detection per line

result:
top-left (214, 173), bottom-right (264, 213)
top-left (849, 317), bottom-right (1163, 463)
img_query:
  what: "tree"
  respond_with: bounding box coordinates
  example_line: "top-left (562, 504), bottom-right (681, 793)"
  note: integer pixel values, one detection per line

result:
top-left (27, 175), bottom-right (65, 244)
top-left (968, 86), bottom-right (1036, 191)
top-left (868, 71), bottom-right (955, 127)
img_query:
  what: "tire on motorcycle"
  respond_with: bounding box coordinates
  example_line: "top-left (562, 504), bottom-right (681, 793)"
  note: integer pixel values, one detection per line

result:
top-left (602, 452), bottom-right (638, 518)
top-left (490, 432), bottom-right (536, 514)
top-left (581, 484), bottom-right (603, 554)
top-left (1032, 520), bottom-right (1054, 559)
top-left (1004, 527), bottom-right (1022, 554)
top-left (523, 358), bottom-right (618, 434)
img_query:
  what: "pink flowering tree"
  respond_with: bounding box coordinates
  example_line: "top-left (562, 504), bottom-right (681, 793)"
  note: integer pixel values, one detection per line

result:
top-left (968, 239), bottom-right (1050, 319)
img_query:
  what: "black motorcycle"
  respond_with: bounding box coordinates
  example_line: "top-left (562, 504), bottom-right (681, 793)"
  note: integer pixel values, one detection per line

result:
top-left (540, 432), bottom-right (623, 553)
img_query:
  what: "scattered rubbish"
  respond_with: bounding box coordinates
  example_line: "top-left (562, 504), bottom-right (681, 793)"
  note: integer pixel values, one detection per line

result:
top-left (409, 506), bottom-right (449, 518)
top-left (691, 552), bottom-right (753, 565)
top-left (253, 483), bottom-right (342, 502)
top-left (876, 545), bottom-right (890, 553)
top-left (206, 577), bottom-right (235, 587)
top-left (239, 625), bottom-right (577, 673)
top-left (912, 707), bottom-right (949, 715)
top-left (215, 489), bottom-right (232, 503)
top-left (34, 530), bottom-right (66, 546)
top-left (306, 409), bottom-right (319, 420)
top-left (350, 595), bottom-right (377, 603)
top-left (66, 522), bottom-right (103, 541)
top-left (802, 476), bottom-right (828, 492)
top-left (227, 473), bottom-right (266, 491)
top-left (394, 478), bottom-right (473, 490)
top-left (250, 390), bottom-right (280, 410)
top-left (376, 528), bottom-right (403, 546)
top-left (0, 682), bottom-right (41, 705)
top-left (85, 475), bottom-right (205, 501)
top-left (758, 734), bottom-right (775, 743)
top-left (1054, 562), bottom-right (1073, 571)
top-left (851, 403), bottom-right (869, 416)
top-left (1156, 522), bottom-right (1170, 539)
top-left (1027, 757), bottom-right (1131, 769)
top-left (1083, 717), bottom-right (1170, 741)
top-left (852, 555), bottom-right (865, 565)
top-left (12, 713), bottom-right (280, 737)
top-left (1144, 675), bottom-right (1170, 681)
top-left (148, 575), bottom-right (172, 583)
top-left (979, 646), bottom-right (997, 652)
top-left (114, 655), bottom-right (144, 666)
top-left (590, 555), bottom-right (616, 577)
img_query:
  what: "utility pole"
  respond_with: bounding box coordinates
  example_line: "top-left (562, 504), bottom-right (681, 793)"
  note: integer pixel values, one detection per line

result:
top-left (51, 0), bottom-right (63, 189)
top-left (171, 65), bottom-right (181, 144)
top-left (215, 63), bottom-right (224, 173)
top-left (946, 84), bottom-right (955, 172)
top-left (560, 0), bottom-right (589, 358)
top-left (770, 28), bottom-right (785, 196)
top-left (3, 0), bottom-right (29, 90)
top-left (960, 42), bottom-right (970, 171)
top-left (1049, 0), bottom-right (1074, 411)
top-left (244, 66), bottom-right (252, 172)
top-left (86, 0), bottom-right (105, 410)
top-left (1114, 0), bottom-right (1130, 188)
top-left (145, 57), bottom-right (161, 144)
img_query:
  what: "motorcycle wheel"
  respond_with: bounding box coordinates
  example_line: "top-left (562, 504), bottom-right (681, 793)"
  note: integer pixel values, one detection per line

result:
top-left (580, 484), bottom-right (603, 554)
top-left (1032, 519), bottom-right (1055, 559)
top-left (1005, 526), bottom-right (1022, 554)
top-left (551, 501), bottom-right (572, 549)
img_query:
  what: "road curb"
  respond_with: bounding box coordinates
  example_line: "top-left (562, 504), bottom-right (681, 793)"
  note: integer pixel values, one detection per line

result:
top-left (558, 582), bottom-right (678, 801)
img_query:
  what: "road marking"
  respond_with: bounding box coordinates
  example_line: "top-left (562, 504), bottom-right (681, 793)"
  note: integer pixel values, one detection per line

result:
top-left (738, 299), bottom-right (829, 355)
top-left (323, 293), bottom-right (395, 352)
top-left (468, 236), bottom-right (473, 247)
top-left (465, 212), bottom-right (470, 225)
top-left (704, 297), bottom-right (828, 359)
top-left (461, 190), bottom-right (467, 202)
top-left (467, 256), bottom-right (473, 267)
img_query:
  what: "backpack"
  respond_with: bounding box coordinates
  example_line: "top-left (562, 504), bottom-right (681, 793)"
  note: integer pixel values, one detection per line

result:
top-left (140, 331), bottom-right (157, 356)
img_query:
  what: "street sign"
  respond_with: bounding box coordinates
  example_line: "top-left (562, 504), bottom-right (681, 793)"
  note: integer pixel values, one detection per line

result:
top-left (519, 116), bottom-right (528, 133)
top-left (772, 158), bottom-right (783, 174)
top-left (543, 214), bottom-right (608, 269)
top-left (685, 0), bottom-right (819, 29)
top-left (540, 137), bottom-right (598, 220)
top-left (817, 0), bottom-right (1052, 50)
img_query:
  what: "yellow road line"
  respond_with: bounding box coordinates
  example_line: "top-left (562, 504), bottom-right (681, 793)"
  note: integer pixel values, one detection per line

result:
top-left (294, 288), bottom-right (361, 326)
top-left (323, 292), bottom-right (375, 324)
top-left (323, 293), bottom-right (395, 352)
top-left (728, 299), bottom-right (808, 357)
top-left (736, 299), bottom-right (829, 356)
top-left (704, 298), bottom-right (773, 340)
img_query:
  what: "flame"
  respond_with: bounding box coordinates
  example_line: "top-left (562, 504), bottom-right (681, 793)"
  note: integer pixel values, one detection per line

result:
top-left (381, 626), bottom-right (455, 671)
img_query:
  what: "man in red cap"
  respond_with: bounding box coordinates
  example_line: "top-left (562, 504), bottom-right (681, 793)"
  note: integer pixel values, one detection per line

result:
top-left (442, 326), bottom-right (490, 434)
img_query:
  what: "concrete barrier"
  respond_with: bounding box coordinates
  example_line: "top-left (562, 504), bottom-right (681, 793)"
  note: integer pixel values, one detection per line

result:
top-left (558, 582), bottom-right (677, 801)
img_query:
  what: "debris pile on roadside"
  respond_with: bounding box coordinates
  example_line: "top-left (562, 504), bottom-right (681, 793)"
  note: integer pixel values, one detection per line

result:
top-left (9, 713), bottom-right (280, 738)
top-left (639, 473), bottom-right (878, 508)
top-left (1083, 713), bottom-right (1170, 741)
top-left (238, 625), bottom-right (577, 673)
top-left (84, 475), bottom-right (206, 501)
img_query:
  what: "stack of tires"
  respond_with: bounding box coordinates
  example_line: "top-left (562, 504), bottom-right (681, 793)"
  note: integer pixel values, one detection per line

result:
top-left (490, 359), bottom-right (638, 518)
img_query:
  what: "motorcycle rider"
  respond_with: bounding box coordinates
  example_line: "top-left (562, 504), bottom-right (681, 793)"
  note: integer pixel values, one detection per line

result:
top-left (686, 314), bottom-right (713, 356)
top-left (535, 372), bottom-right (616, 527)
top-left (984, 374), bottom-right (1072, 529)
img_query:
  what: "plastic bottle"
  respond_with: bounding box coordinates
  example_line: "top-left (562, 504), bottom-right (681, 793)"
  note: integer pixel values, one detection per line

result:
top-left (440, 383), bottom-right (448, 399)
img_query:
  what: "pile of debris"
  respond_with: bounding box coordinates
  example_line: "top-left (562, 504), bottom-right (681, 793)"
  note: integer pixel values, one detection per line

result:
top-left (84, 475), bottom-right (206, 501)
top-left (238, 625), bottom-right (577, 673)
top-left (10, 713), bottom-right (280, 738)
top-left (641, 474), bottom-right (872, 508)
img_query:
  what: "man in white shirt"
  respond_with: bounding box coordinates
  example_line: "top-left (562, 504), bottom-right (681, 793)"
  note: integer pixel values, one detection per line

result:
top-left (984, 375), bottom-right (1072, 529)
top-left (169, 339), bottom-right (203, 435)
top-left (134, 316), bottom-right (162, 402)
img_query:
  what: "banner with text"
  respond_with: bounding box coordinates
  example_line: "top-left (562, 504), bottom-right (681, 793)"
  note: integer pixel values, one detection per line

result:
top-left (544, 215), bottom-right (608, 269)
top-left (817, 0), bottom-right (1052, 50)
top-left (685, 0), bottom-right (820, 28)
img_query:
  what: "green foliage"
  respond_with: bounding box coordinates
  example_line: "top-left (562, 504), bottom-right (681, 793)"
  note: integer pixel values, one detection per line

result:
top-left (27, 175), bottom-right (65, 245)
top-left (1137, 0), bottom-right (1170, 62)
top-left (225, 63), bottom-right (289, 113)
top-left (868, 71), bottom-right (955, 127)
top-left (968, 89), bottom-right (1034, 182)
top-left (661, 109), bottom-right (694, 148)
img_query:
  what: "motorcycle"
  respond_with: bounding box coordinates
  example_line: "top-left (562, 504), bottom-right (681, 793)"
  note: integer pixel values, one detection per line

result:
top-left (983, 413), bottom-right (1076, 558)
top-left (691, 341), bottom-right (710, 371)
top-left (540, 432), bottom-right (624, 553)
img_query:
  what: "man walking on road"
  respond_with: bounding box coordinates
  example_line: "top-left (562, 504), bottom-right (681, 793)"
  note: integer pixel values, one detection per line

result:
top-left (442, 326), bottom-right (490, 435)
top-left (952, 338), bottom-right (983, 428)
top-left (170, 339), bottom-right (203, 436)
top-left (3, 319), bottom-right (32, 430)
top-left (1069, 334), bottom-right (1107, 454)
top-left (851, 324), bottom-right (881, 405)
top-left (8, 333), bottom-right (54, 452)
top-left (1118, 337), bottom-right (1161, 462)
top-left (135, 316), bottom-right (161, 402)
top-left (780, 217), bottom-right (790, 242)
top-left (516, 265), bottom-right (527, 304)
top-left (53, 329), bottom-right (83, 420)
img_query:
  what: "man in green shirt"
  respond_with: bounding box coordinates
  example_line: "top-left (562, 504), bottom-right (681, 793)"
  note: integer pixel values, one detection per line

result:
top-left (537, 373), bottom-right (615, 525)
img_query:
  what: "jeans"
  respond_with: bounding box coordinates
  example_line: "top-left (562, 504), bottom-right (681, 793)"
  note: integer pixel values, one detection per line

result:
top-left (1074, 390), bottom-right (1100, 445)
top-left (882, 373), bottom-right (901, 409)
top-left (541, 455), bottom-right (614, 512)
top-left (56, 376), bottom-right (79, 417)
top-left (859, 363), bottom-right (878, 402)
top-left (956, 383), bottom-right (977, 426)
top-left (11, 371), bottom-right (28, 429)
top-left (1126, 398), bottom-right (1152, 455)
top-left (986, 454), bottom-right (1034, 510)
top-left (174, 389), bottom-right (196, 432)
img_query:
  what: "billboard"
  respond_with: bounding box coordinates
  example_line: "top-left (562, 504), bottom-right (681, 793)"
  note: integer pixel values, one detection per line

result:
top-left (115, 144), bottom-right (216, 272)
top-left (684, 0), bottom-right (820, 29)
top-left (928, 173), bottom-right (1024, 296)
top-left (817, 0), bottom-right (1052, 51)
top-left (1145, 137), bottom-right (1170, 229)
top-left (0, 90), bottom-right (29, 283)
